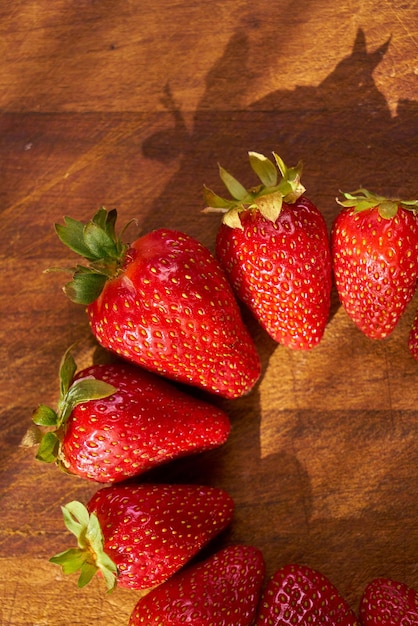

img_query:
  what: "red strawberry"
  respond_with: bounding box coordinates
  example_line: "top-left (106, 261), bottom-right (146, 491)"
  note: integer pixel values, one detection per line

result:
top-left (129, 544), bottom-right (265, 626)
top-left (359, 577), bottom-right (418, 625)
top-left (408, 308), bottom-right (418, 360)
top-left (54, 208), bottom-right (260, 399)
top-left (255, 563), bottom-right (359, 625)
top-left (332, 189), bottom-right (418, 339)
top-left (50, 483), bottom-right (234, 591)
top-left (27, 349), bottom-right (230, 483)
top-left (204, 152), bottom-right (332, 350)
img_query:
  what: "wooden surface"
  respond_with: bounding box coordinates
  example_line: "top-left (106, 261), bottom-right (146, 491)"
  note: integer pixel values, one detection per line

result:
top-left (1, 1), bottom-right (418, 623)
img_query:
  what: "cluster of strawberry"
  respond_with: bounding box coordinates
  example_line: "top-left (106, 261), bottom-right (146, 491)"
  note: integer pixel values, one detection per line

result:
top-left (204, 152), bottom-right (418, 353)
top-left (26, 152), bottom-right (418, 624)
top-left (130, 562), bottom-right (418, 625)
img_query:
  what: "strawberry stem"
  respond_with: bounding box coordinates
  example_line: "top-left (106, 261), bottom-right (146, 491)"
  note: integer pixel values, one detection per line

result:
top-left (24, 348), bottom-right (116, 464)
top-left (203, 151), bottom-right (306, 229)
top-left (53, 207), bottom-right (130, 304)
top-left (50, 501), bottom-right (118, 591)
top-left (337, 189), bottom-right (418, 219)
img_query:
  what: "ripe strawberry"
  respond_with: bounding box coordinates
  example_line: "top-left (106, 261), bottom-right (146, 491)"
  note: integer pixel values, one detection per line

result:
top-left (28, 349), bottom-right (230, 483)
top-left (332, 189), bottom-right (418, 339)
top-left (255, 563), bottom-right (359, 625)
top-left (54, 207), bottom-right (260, 399)
top-left (129, 544), bottom-right (265, 626)
top-left (408, 308), bottom-right (418, 360)
top-left (50, 483), bottom-right (234, 591)
top-left (359, 577), bottom-right (418, 625)
top-left (204, 152), bottom-right (332, 350)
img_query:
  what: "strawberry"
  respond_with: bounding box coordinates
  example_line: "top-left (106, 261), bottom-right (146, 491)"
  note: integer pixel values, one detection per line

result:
top-left (129, 544), bottom-right (265, 626)
top-left (27, 348), bottom-right (230, 483)
top-left (53, 207), bottom-right (260, 399)
top-left (332, 189), bottom-right (418, 339)
top-left (203, 152), bottom-right (332, 350)
top-left (50, 482), bottom-right (234, 591)
top-left (255, 563), bottom-right (359, 625)
top-left (359, 577), bottom-right (418, 625)
top-left (408, 308), bottom-right (418, 360)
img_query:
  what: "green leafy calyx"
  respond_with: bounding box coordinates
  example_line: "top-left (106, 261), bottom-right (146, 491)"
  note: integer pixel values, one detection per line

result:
top-left (50, 501), bottom-right (118, 591)
top-left (25, 348), bottom-right (116, 465)
top-left (53, 207), bottom-right (131, 304)
top-left (203, 151), bottom-right (305, 229)
top-left (337, 189), bottom-right (418, 219)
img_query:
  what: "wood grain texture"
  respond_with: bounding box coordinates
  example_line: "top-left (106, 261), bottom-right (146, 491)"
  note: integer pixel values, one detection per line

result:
top-left (0, 1), bottom-right (417, 623)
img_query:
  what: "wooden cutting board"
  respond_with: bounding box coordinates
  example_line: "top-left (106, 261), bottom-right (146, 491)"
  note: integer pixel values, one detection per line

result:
top-left (1, 1), bottom-right (417, 623)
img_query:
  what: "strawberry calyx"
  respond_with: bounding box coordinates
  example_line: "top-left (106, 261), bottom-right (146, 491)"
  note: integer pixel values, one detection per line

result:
top-left (50, 501), bottom-right (118, 591)
top-left (22, 348), bottom-right (116, 465)
top-left (337, 188), bottom-right (418, 219)
top-left (53, 207), bottom-right (131, 304)
top-left (203, 151), bottom-right (305, 229)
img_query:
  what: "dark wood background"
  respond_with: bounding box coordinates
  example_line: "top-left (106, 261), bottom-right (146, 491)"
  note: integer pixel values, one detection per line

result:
top-left (1, 1), bottom-right (417, 623)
